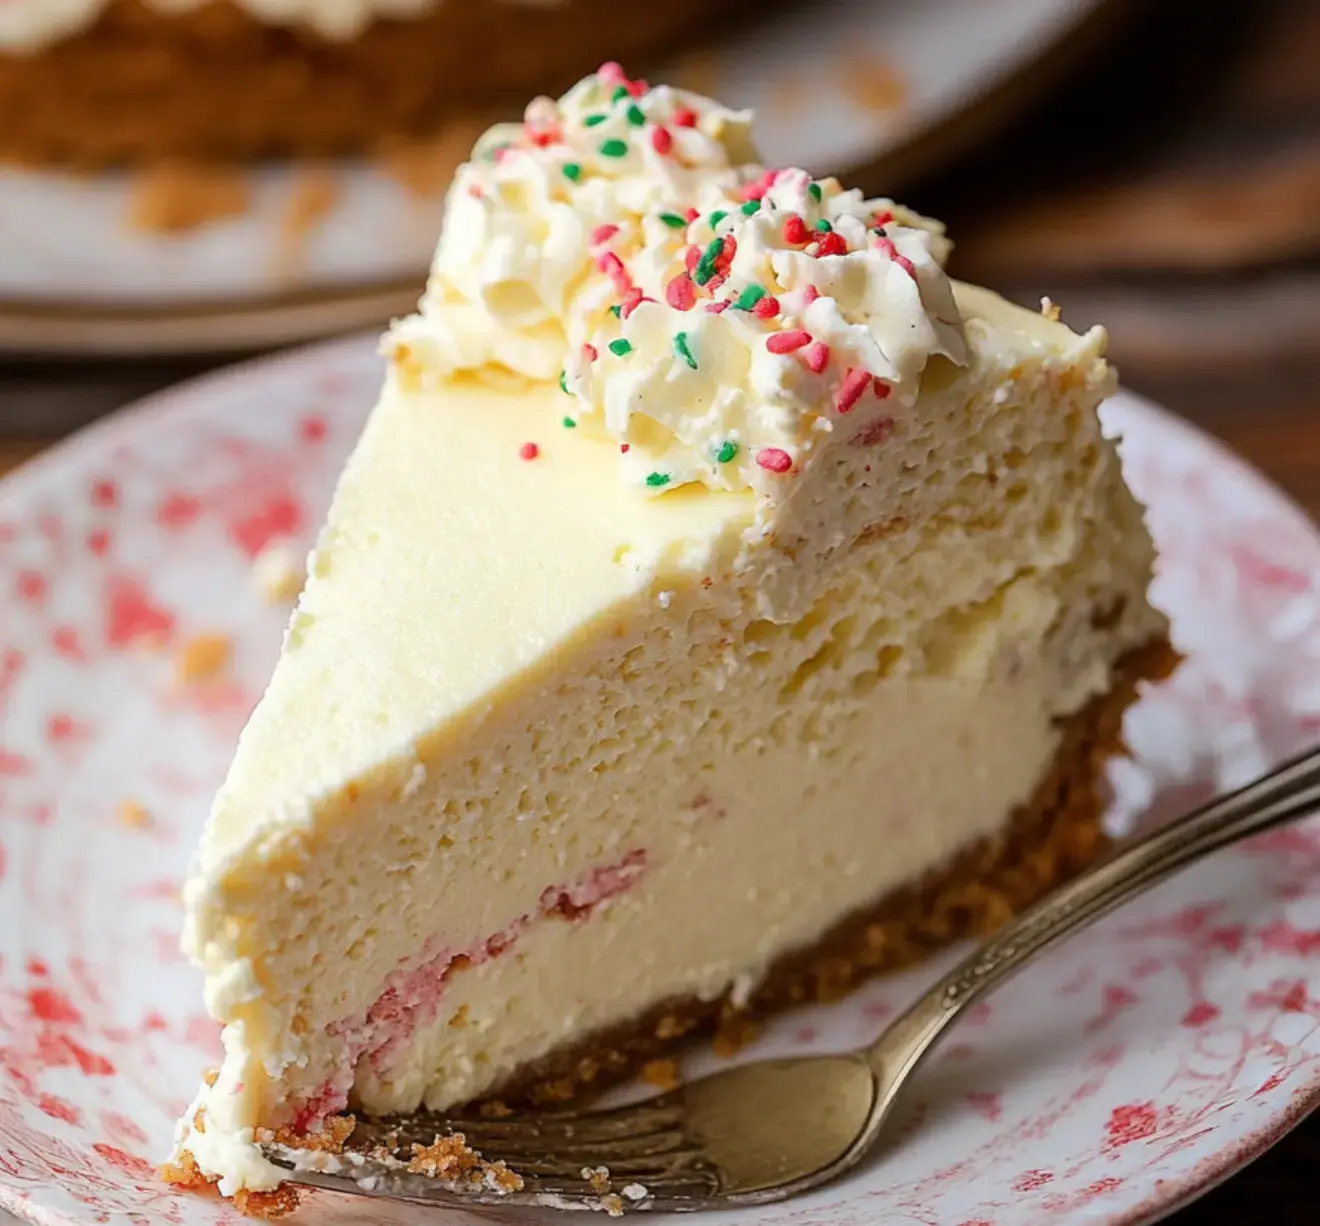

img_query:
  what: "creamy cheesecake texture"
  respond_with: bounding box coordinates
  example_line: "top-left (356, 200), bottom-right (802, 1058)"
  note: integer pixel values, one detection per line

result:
top-left (174, 66), bottom-right (1167, 1196)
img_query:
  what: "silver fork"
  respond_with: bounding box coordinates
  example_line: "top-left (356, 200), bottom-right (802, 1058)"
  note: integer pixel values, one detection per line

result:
top-left (265, 745), bottom-right (1320, 1212)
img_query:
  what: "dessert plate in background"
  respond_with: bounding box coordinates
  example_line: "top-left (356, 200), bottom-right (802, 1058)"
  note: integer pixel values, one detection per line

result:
top-left (1, 339), bottom-right (1320, 1226)
top-left (0, 0), bottom-right (1121, 355)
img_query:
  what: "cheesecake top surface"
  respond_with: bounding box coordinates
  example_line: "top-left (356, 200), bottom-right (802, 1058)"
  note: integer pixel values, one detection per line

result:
top-left (390, 63), bottom-right (966, 501)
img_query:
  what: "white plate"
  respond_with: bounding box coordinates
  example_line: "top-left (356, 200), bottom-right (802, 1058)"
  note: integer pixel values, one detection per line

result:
top-left (2, 339), bottom-right (1320, 1226)
top-left (0, 0), bottom-right (1116, 351)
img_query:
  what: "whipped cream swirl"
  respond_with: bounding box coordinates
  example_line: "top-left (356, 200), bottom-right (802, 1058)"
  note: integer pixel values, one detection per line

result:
top-left (391, 63), bottom-right (967, 499)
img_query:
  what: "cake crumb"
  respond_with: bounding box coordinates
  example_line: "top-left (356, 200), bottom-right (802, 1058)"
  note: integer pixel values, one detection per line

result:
top-left (713, 1012), bottom-right (761, 1058)
top-left (1041, 296), bottom-right (1062, 322)
top-left (582, 1165), bottom-right (611, 1193)
top-left (128, 162), bottom-right (250, 235)
top-left (175, 633), bottom-right (232, 683)
top-left (478, 1098), bottom-right (513, 1118)
top-left (233, 1185), bottom-right (302, 1219)
top-left (252, 544), bottom-right (304, 604)
top-left (601, 1193), bottom-right (625, 1217)
top-left (654, 1013), bottom-right (696, 1041)
top-left (271, 1114), bottom-right (356, 1153)
top-left (117, 798), bottom-right (152, 829)
top-left (641, 1058), bottom-right (680, 1091)
top-left (407, 1132), bottom-right (523, 1193)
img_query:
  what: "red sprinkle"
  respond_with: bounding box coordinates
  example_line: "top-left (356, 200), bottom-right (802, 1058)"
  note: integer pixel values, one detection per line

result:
top-left (756, 448), bottom-right (793, 474)
top-left (519, 442), bottom-right (540, 461)
top-left (666, 274), bottom-right (697, 310)
top-left (626, 79), bottom-right (648, 97)
top-left (597, 250), bottom-right (632, 296)
top-left (874, 235), bottom-right (897, 259)
top-left (752, 295), bottom-right (780, 319)
top-left (803, 341), bottom-right (830, 373)
top-left (684, 206), bottom-right (700, 223)
top-left (583, 343), bottom-right (598, 361)
top-left (621, 286), bottom-right (652, 318)
top-left (620, 443), bottom-right (631, 453)
top-left (895, 253), bottom-right (917, 279)
top-left (527, 126), bottom-right (560, 148)
top-left (871, 209), bottom-right (894, 227)
top-left (650, 126), bottom-right (673, 155)
top-left (801, 285), bottom-right (820, 305)
top-left (872, 377), bottom-right (891, 399)
top-left (598, 61), bottom-right (626, 84)
top-left (673, 107), bottom-right (698, 128)
top-left (590, 223), bottom-right (620, 246)
top-left (705, 300), bottom-right (731, 314)
top-left (766, 329), bottom-right (811, 354)
top-left (815, 231), bottom-right (847, 258)
top-left (684, 245), bottom-right (702, 273)
top-left (835, 367), bottom-right (871, 414)
top-left (782, 215), bottom-right (809, 245)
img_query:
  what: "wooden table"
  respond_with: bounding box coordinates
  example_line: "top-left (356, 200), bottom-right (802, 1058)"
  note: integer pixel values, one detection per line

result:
top-left (1, 0), bottom-right (1317, 1218)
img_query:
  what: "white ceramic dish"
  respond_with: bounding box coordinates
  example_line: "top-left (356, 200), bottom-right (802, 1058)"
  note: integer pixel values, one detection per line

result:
top-left (1, 338), bottom-right (1319, 1226)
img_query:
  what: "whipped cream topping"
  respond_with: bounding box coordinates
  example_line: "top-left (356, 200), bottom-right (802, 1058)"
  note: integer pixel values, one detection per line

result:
top-left (391, 63), bottom-right (967, 500)
top-left (0, 0), bottom-right (544, 52)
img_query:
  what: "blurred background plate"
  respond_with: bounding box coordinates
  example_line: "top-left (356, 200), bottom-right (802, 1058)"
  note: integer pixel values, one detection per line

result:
top-left (0, 0), bottom-right (1122, 357)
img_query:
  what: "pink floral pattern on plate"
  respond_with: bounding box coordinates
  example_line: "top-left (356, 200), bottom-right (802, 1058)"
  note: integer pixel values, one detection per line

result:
top-left (1, 338), bottom-right (1319, 1226)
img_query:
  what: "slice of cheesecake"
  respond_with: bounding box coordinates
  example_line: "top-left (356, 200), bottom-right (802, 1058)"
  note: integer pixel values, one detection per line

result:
top-left (168, 64), bottom-right (1173, 1203)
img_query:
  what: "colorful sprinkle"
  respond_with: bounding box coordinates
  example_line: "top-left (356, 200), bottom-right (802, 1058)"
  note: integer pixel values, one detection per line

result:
top-left (684, 206), bottom-right (700, 223)
top-left (590, 223), bottom-right (620, 245)
top-left (782, 215), bottom-right (809, 245)
top-left (666, 273), bottom-right (697, 310)
top-left (584, 113), bottom-right (608, 127)
top-left (598, 61), bottom-right (626, 85)
top-left (562, 162), bottom-right (582, 181)
top-left (801, 285), bottom-right (820, 305)
top-left (562, 416), bottom-right (577, 428)
top-left (645, 471), bottom-right (671, 488)
top-left (804, 341), bottom-right (830, 373)
top-left (599, 138), bottom-right (629, 158)
top-left (583, 342), bottom-right (598, 361)
top-left (609, 338), bottom-right (633, 357)
top-left (815, 231), bottom-right (847, 257)
top-left (766, 329), bottom-right (811, 354)
top-left (673, 106), bottom-right (698, 127)
top-left (621, 286), bottom-right (651, 318)
top-left (611, 85), bottom-right (630, 102)
top-left (650, 126), bottom-right (674, 155)
top-left (740, 199), bottom-right (762, 216)
top-left (684, 244), bottom-right (702, 273)
top-left (626, 79), bottom-right (648, 97)
top-left (519, 442), bottom-right (540, 461)
top-left (610, 304), bottom-right (622, 317)
top-left (752, 295), bottom-right (780, 319)
top-left (673, 331), bottom-right (698, 369)
top-left (709, 210), bottom-right (728, 228)
top-left (626, 103), bottom-right (646, 126)
top-left (705, 300), bottom-right (731, 314)
top-left (559, 370), bottom-right (570, 393)
top-left (807, 182), bottom-right (822, 201)
top-left (756, 448), bottom-right (793, 473)
top-left (716, 441), bottom-right (738, 464)
top-left (694, 235), bottom-right (726, 285)
top-left (596, 250), bottom-right (632, 296)
top-left (815, 219), bottom-right (833, 233)
top-left (621, 443), bottom-right (631, 452)
top-left (736, 284), bottom-right (767, 311)
top-left (871, 209), bottom-right (894, 227)
top-left (659, 212), bottom-right (688, 228)
top-left (835, 367), bottom-right (871, 414)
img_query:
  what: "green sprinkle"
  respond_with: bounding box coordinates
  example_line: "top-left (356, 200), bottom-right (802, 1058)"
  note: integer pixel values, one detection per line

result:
top-left (645, 472), bottom-right (671, 488)
top-left (610, 304), bottom-right (622, 318)
top-left (611, 85), bottom-right (630, 102)
top-left (562, 162), bottom-right (582, 182)
top-left (599, 139), bottom-right (629, 158)
top-left (559, 370), bottom-right (570, 394)
top-left (694, 235), bottom-right (726, 285)
top-left (562, 416), bottom-right (577, 428)
top-left (673, 331), bottom-right (698, 369)
top-left (658, 212), bottom-right (687, 228)
top-left (709, 210), bottom-right (728, 228)
top-left (608, 338), bottom-right (633, 357)
top-left (625, 104), bottom-right (646, 126)
top-left (735, 284), bottom-right (766, 311)
top-left (740, 199), bottom-right (762, 216)
top-left (815, 218), bottom-right (833, 233)
top-left (584, 113), bottom-right (608, 127)
top-left (716, 441), bottom-right (738, 464)
top-left (808, 182), bottom-right (822, 201)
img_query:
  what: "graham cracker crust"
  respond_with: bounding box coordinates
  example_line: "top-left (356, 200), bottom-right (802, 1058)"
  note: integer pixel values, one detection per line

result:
top-left (476, 636), bottom-right (1179, 1110)
top-left (0, 0), bottom-right (739, 166)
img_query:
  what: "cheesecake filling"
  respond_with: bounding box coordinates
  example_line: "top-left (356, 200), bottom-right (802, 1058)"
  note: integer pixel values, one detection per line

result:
top-left (172, 64), bottom-right (1169, 1197)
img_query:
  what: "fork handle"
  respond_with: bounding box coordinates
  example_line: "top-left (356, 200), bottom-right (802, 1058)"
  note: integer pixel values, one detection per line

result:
top-left (866, 743), bottom-right (1320, 1081)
